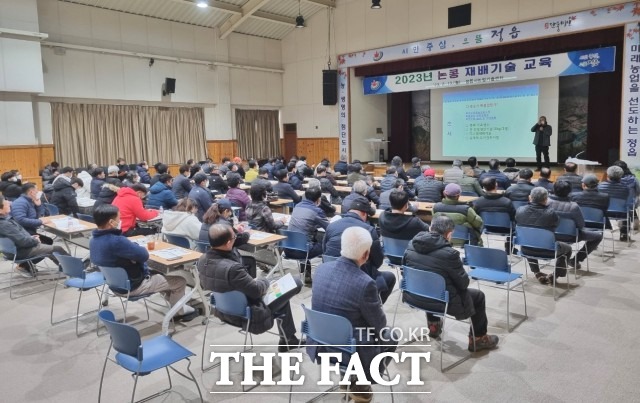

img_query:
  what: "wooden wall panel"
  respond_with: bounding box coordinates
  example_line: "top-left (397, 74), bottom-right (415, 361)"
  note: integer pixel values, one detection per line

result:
top-left (295, 138), bottom-right (339, 166)
top-left (207, 140), bottom-right (238, 164)
top-left (0, 145), bottom-right (54, 188)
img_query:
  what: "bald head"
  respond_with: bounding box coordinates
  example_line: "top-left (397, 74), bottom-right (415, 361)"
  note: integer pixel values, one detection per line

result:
top-left (208, 223), bottom-right (234, 249)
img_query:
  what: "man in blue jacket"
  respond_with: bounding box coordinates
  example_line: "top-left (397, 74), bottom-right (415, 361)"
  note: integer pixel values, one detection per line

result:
top-left (89, 204), bottom-right (198, 322)
top-left (188, 173), bottom-right (213, 220)
top-left (10, 184), bottom-right (54, 244)
top-left (172, 164), bottom-right (193, 200)
top-left (273, 169), bottom-right (302, 204)
top-left (323, 199), bottom-right (396, 304)
top-left (0, 195), bottom-right (68, 277)
top-left (146, 174), bottom-right (178, 210)
top-left (136, 161), bottom-right (152, 184)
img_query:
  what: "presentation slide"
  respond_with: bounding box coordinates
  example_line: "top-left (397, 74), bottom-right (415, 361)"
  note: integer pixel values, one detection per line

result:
top-left (442, 85), bottom-right (539, 158)
top-left (430, 78), bottom-right (559, 162)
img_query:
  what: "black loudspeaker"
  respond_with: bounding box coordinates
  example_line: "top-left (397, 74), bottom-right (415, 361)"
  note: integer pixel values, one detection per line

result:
top-left (164, 78), bottom-right (176, 95)
top-left (448, 3), bottom-right (471, 29)
top-left (322, 70), bottom-right (338, 106)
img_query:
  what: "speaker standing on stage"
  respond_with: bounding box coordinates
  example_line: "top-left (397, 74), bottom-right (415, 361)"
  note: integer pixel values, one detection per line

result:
top-left (531, 116), bottom-right (552, 171)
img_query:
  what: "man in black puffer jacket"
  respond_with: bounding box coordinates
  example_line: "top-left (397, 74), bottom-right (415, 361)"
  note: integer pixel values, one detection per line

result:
top-left (403, 215), bottom-right (499, 352)
top-left (50, 167), bottom-right (80, 217)
top-left (197, 224), bottom-right (303, 352)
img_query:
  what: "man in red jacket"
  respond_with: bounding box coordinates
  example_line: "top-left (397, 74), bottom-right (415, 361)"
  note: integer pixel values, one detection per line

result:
top-left (112, 184), bottom-right (159, 237)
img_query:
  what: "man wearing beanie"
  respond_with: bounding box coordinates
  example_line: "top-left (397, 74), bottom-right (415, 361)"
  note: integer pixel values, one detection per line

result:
top-left (433, 183), bottom-right (483, 246)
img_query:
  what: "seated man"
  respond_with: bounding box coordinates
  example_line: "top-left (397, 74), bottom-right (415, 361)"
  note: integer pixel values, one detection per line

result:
top-left (311, 227), bottom-right (398, 400)
top-left (111, 184), bottom-right (159, 237)
top-left (571, 174), bottom-right (610, 227)
top-left (198, 223), bottom-right (303, 351)
top-left (534, 167), bottom-right (554, 193)
top-left (459, 167), bottom-right (484, 197)
top-left (286, 162), bottom-right (303, 190)
top-left (502, 158), bottom-right (520, 183)
top-left (172, 164), bottom-right (193, 200)
top-left (379, 166), bottom-right (400, 192)
top-left (467, 156), bottom-right (485, 178)
top-left (515, 187), bottom-right (572, 284)
top-left (478, 159), bottom-right (510, 190)
top-left (379, 190), bottom-right (429, 240)
top-left (504, 168), bottom-right (535, 205)
top-left (307, 178), bottom-right (336, 217)
top-left (244, 160), bottom-right (259, 183)
top-left (147, 174), bottom-right (178, 210)
top-left (598, 165), bottom-right (631, 240)
top-left (0, 195), bottom-right (69, 277)
top-left (11, 183), bottom-right (54, 244)
top-left (89, 204), bottom-right (197, 322)
top-left (90, 168), bottom-right (106, 199)
top-left (414, 168), bottom-right (445, 202)
top-left (403, 215), bottom-right (499, 351)
top-left (473, 177), bottom-right (516, 253)
top-left (245, 183), bottom-right (286, 233)
top-left (323, 199), bottom-right (396, 304)
top-left (433, 183), bottom-right (483, 246)
top-left (287, 187), bottom-right (329, 285)
top-left (347, 163), bottom-right (367, 185)
top-left (254, 167), bottom-right (274, 192)
top-left (342, 180), bottom-right (376, 215)
top-left (316, 165), bottom-right (342, 204)
top-left (207, 165), bottom-right (228, 195)
top-left (443, 159), bottom-right (464, 184)
top-left (406, 157), bottom-right (423, 179)
top-left (51, 166), bottom-right (80, 217)
top-left (188, 173), bottom-right (213, 220)
top-left (557, 162), bottom-right (583, 193)
top-left (549, 180), bottom-right (603, 269)
top-left (273, 169), bottom-right (302, 204)
top-left (225, 174), bottom-right (251, 222)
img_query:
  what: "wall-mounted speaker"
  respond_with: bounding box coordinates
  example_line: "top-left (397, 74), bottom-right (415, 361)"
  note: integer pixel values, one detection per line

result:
top-left (163, 77), bottom-right (176, 96)
top-left (322, 70), bottom-right (338, 106)
top-left (448, 3), bottom-right (471, 29)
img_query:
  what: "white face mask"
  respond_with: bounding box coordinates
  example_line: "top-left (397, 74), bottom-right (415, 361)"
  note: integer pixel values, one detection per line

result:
top-left (116, 221), bottom-right (122, 230)
top-left (205, 181), bottom-right (210, 188)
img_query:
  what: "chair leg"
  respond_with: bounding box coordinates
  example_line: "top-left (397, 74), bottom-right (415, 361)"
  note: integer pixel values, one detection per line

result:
top-left (50, 279), bottom-right (60, 325)
top-left (506, 281), bottom-right (511, 332)
top-left (184, 359), bottom-right (204, 402)
top-left (98, 344), bottom-right (112, 403)
top-left (130, 374), bottom-right (139, 403)
top-left (75, 289), bottom-right (84, 337)
top-left (391, 289), bottom-right (403, 328)
top-left (143, 299), bottom-right (150, 320)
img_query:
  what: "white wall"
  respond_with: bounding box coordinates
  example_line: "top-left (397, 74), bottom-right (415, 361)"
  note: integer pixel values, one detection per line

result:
top-left (349, 70), bottom-right (387, 162)
top-left (281, 0), bottom-right (626, 159)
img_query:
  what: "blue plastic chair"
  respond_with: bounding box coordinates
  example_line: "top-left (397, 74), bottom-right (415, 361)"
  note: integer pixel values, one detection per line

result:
top-left (321, 254), bottom-right (339, 263)
top-left (451, 224), bottom-right (472, 246)
top-left (51, 253), bottom-right (105, 336)
top-left (514, 226), bottom-right (569, 301)
top-left (464, 245), bottom-right (527, 331)
top-left (511, 200), bottom-right (528, 210)
top-left (606, 197), bottom-right (632, 246)
top-left (194, 241), bottom-right (210, 253)
top-left (163, 234), bottom-right (191, 249)
top-left (393, 267), bottom-right (475, 372)
top-left (98, 310), bottom-right (203, 403)
top-left (580, 206), bottom-right (609, 262)
top-left (43, 203), bottom-right (59, 216)
top-left (0, 237), bottom-right (54, 299)
top-left (98, 266), bottom-right (163, 323)
top-left (480, 211), bottom-right (513, 250)
top-left (555, 217), bottom-right (583, 278)
top-left (382, 237), bottom-right (410, 266)
top-left (201, 290), bottom-right (287, 392)
top-left (278, 229), bottom-right (312, 280)
top-left (289, 304), bottom-right (394, 402)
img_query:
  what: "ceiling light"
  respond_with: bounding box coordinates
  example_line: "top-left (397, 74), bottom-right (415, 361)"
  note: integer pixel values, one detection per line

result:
top-left (196, 0), bottom-right (208, 8)
top-left (371, 0), bottom-right (381, 9)
top-left (295, 0), bottom-right (305, 28)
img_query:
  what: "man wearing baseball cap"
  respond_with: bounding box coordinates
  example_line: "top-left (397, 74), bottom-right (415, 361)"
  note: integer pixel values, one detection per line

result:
top-left (323, 198), bottom-right (396, 304)
top-left (414, 168), bottom-right (445, 203)
top-left (433, 183), bottom-right (483, 246)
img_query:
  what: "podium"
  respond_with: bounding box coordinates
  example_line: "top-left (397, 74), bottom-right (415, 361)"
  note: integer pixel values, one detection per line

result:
top-left (364, 138), bottom-right (389, 162)
top-left (565, 157), bottom-right (600, 176)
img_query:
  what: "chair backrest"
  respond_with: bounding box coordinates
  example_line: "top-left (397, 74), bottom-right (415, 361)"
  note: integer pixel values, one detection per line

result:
top-left (463, 245), bottom-right (510, 273)
top-left (54, 253), bottom-right (86, 279)
top-left (0, 237), bottom-right (17, 257)
top-left (43, 203), bottom-right (59, 216)
top-left (608, 197), bottom-right (628, 213)
top-left (580, 206), bottom-right (605, 227)
top-left (480, 211), bottom-right (512, 233)
top-left (401, 266), bottom-right (449, 304)
top-left (322, 254), bottom-right (339, 263)
top-left (512, 201), bottom-right (528, 210)
top-left (460, 191), bottom-right (478, 197)
top-left (211, 290), bottom-right (250, 319)
top-left (555, 217), bottom-right (578, 238)
top-left (278, 229), bottom-right (309, 252)
top-left (163, 234), bottom-right (191, 249)
top-left (99, 310), bottom-right (142, 360)
top-left (451, 225), bottom-right (471, 242)
top-left (514, 226), bottom-right (556, 251)
top-left (301, 304), bottom-right (356, 355)
top-left (382, 237), bottom-right (410, 260)
top-left (98, 266), bottom-right (132, 291)
top-left (76, 213), bottom-right (95, 223)
top-left (194, 241), bottom-right (210, 253)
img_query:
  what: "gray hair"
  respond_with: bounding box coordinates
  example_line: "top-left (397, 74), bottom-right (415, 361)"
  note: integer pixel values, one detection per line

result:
top-left (430, 215), bottom-right (455, 236)
top-left (353, 180), bottom-right (368, 195)
top-left (340, 227), bottom-right (372, 260)
top-left (421, 164), bottom-right (431, 171)
top-left (607, 165), bottom-right (624, 181)
top-left (307, 178), bottom-right (321, 189)
top-left (530, 187), bottom-right (548, 205)
top-left (452, 159), bottom-right (463, 167)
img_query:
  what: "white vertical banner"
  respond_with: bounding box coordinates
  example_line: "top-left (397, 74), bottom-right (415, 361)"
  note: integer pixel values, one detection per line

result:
top-left (622, 22), bottom-right (640, 168)
top-left (338, 68), bottom-right (350, 160)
